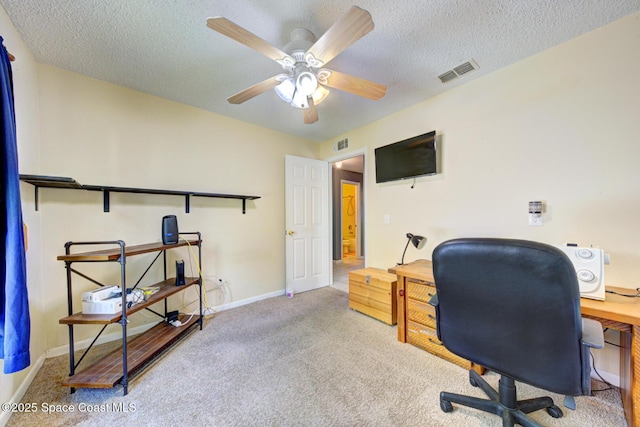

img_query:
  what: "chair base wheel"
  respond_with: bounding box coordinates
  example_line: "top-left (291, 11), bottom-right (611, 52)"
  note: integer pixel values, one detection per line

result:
top-left (546, 405), bottom-right (563, 418)
top-left (470, 376), bottom-right (478, 387)
top-left (440, 399), bottom-right (453, 413)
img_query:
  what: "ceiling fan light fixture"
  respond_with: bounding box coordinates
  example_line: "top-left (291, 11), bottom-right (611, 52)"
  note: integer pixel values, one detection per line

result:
top-left (312, 85), bottom-right (329, 105)
top-left (291, 90), bottom-right (309, 109)
top-left (296, 71), bottom-right (318, 97)
top-left (275, 78), bottom-right (295, 103)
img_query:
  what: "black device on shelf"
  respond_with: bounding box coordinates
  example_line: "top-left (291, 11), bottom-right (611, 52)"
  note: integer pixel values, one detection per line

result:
top-left (375, 130), bottom-right (437, 183)
top-left (162, 215), bottom-right (178, 245)
top-left (175, 260), bottom-right (185, 286)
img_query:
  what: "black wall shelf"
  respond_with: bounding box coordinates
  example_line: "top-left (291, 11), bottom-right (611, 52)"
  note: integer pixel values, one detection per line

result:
top-left (19, 174), bottom-right (260, 214)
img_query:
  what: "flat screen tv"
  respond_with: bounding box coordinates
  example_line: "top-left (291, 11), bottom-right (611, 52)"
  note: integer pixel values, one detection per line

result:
top-left (375, 130), bottom-right (436, 183)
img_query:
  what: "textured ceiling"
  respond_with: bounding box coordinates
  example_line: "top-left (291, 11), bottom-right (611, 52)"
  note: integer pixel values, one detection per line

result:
top-left (2, 1), bottom-right (639, 142)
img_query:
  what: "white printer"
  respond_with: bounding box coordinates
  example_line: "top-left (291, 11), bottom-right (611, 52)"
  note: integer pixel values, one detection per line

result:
top-left (556, 244), bottom-right (609, 301)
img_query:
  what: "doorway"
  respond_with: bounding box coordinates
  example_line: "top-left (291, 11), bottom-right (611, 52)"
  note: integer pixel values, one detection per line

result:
top-left (341, 180), bottom-right (360, 260)
top-left (330, 154), bottom-right (365, 292)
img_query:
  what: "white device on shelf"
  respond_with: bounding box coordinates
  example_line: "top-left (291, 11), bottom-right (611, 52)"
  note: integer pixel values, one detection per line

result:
top-left (82, 296), bottom-right (123, 314)
top-left (81, 285), bottom-right (120, 302)
top-left (556, 244), bottom-right (609, 301)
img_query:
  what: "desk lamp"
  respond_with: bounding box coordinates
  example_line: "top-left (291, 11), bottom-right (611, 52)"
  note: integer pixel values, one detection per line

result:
top-left (399, 233), bottom-right (427, 265)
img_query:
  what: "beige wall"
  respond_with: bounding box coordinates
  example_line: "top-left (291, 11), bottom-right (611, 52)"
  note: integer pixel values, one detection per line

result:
top-left (34, 65), bottom-right (319, 349)
top-left (0, 4), bottom-right (45, 417)
top-left (320, 12), bottom-right (640, 380)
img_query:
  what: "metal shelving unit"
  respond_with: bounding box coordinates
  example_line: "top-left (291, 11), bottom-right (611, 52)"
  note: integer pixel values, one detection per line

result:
top-left (57, 234), bottom-right (203, 395)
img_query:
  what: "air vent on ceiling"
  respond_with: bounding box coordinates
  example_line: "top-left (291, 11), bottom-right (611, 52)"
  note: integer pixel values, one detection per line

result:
top-left (438, 59), bottom-right (479, 84)
top-left (334, 138), bottom-right (349, 152)
top-left (437, 70), bottom-right (458, 84)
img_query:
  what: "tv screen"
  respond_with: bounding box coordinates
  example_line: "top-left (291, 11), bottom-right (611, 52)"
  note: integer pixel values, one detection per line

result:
top-left (375, 131), bottom-right (436, 183)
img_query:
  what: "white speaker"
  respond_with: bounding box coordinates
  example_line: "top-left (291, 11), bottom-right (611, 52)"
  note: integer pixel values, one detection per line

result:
top-left (556, 245), bottom-right (608, 301)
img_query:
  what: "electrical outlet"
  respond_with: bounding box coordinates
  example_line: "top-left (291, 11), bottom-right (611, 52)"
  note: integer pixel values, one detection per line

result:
top-left (384, 214), bottom-right (390, 224)
top-left (528, 215), bottom-right (543, 227)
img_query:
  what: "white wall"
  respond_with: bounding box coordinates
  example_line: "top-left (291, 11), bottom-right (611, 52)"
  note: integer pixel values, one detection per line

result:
top-left (0, 4), bottom-right (45, 420)
top-left (320, 12), bottom-right (640, 382)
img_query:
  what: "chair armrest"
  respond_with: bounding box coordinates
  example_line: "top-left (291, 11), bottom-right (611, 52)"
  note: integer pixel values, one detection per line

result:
top-left (581, 317), bottom-right (604, 349)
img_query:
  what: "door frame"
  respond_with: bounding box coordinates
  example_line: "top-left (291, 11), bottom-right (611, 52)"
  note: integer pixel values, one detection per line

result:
top-left (325, 147), bottom-right (368, 283)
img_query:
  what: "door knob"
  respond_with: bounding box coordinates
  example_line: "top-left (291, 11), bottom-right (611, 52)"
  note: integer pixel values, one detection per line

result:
top-left (287, 230), bottom-right (295, 236)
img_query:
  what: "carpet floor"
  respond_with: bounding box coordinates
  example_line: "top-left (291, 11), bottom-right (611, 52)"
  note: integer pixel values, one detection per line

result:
top-left (7, 287), bottom-right (626, 426)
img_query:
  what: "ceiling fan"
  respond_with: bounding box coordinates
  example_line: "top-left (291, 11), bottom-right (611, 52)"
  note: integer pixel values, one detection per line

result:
top-left (206, 6), bottom-right (386, 124)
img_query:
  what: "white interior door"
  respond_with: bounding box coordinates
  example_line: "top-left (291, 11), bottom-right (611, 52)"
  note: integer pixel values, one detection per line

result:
top-left (285, 155), bottom-right (330, 294)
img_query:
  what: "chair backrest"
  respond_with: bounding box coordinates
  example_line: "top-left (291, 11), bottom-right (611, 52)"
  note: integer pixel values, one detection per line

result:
top-left (432, 238), bottom-right (586, 396)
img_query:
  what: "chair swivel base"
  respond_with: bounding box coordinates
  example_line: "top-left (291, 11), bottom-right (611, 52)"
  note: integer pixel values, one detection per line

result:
top-left (440, 370), bottom-right (563, 427)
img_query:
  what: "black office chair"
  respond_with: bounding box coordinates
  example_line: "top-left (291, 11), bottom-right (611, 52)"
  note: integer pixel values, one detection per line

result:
top-left (431, 238), bottom-right (604, 427)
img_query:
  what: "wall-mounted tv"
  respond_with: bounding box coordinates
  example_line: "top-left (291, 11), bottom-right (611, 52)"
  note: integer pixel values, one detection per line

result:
top-left (375, 130), bottom-right (436, 183)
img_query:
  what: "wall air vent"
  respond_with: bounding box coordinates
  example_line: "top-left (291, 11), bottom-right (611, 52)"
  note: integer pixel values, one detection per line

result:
top-left (334, 138), bottom-right (349, 152)
top-left (438, 59), bottom-right (479, 84)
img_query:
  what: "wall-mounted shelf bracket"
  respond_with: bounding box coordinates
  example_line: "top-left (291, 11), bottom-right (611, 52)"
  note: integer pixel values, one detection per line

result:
top-left (19, 174), bottom-right (260, 214)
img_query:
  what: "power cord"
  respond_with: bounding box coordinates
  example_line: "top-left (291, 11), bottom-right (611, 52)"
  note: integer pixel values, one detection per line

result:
top-left (605, 288), bottom-right (640, 298)
top-left (589, 350), bottom-right (615, 393)
top-left (168, 309), bottom-right (198, 328)
top-left (158, 235), bottom-right (227, 322)
top-left (178, 235), bottom-right (218, 317)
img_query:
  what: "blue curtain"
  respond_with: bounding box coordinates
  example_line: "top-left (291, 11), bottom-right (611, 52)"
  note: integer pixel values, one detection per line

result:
top-left (0, 36), bottom-right (30, 374)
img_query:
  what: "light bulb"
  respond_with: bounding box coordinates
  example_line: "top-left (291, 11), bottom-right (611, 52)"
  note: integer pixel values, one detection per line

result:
top-left (296, 71), bottom-right (317, 97)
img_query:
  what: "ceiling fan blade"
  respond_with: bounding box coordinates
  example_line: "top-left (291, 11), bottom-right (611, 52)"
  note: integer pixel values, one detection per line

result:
top-left (302, 98), bottom-right (318, 124)
top-left (319, 69), bottom-right (386, 100)
top-left (227, 75), bottom-right (283, 104)
top-left (207, 17), bottom-right (294, 65)
top-left (305, 6), bottom-right (374, 66)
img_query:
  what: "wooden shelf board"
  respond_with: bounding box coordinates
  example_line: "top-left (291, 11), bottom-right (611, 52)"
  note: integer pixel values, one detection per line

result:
top-left (57, 239), bottom-right (200, 262)
top-left (59, 278), bottom-right (199, 325)
top-left (62, 315), bottom-right (199, 389)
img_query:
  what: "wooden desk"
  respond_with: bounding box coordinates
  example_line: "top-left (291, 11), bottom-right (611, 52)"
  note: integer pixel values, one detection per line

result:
top-left (581, 287), bottom-right (640, 427)
top-left (393, 260), bottom-right (640, 427)
top-left (392, 260), bottom-right (484, 375)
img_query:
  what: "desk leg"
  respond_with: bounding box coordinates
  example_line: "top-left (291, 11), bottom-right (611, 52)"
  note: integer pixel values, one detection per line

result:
top-left (397, 274), bottom-right (406, 343)
top-left (632, 326), bottom-right (640, 427)
top-left (619, 329), bottom-right (633, 426)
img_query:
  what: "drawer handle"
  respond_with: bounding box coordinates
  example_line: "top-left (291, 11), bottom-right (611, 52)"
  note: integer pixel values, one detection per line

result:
top-left (408, 278), bottom-right (434, 285)
top-left (427, 292), bottom-right (435, 298)
top-left (428, 314), bottom-right (436, 320)
top-left (399, 289), bottom-right (405, 297)
top-left (428, 338), bottom-right (444, 346)
top-left (366, 275), bottom-right (370, 284)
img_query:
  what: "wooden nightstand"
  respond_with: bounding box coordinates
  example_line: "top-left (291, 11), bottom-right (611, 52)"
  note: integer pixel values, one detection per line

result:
top-left (349, 268), bottom-right (397, 325)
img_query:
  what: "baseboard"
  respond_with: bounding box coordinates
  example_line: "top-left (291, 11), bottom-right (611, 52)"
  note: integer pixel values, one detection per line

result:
top-left (212, 289), bottom-right (285, 312)
top-left (0, 354), bottom-right (46, 427)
